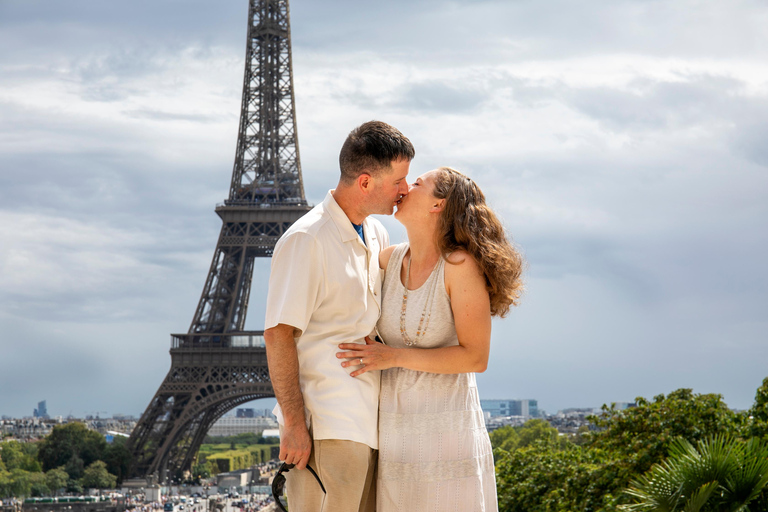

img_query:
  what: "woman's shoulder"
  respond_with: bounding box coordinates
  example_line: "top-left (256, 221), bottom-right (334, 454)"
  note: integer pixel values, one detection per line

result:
top-left (379, 242), bottom-right (408, 270)
top-left (444, 249), bottom-right (479, 269)
top-left (444, 250), bottom-right (484, 286)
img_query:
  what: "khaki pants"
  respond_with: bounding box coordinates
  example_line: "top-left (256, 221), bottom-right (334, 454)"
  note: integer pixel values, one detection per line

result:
top-left (284, 436), bottom-right (377, 512)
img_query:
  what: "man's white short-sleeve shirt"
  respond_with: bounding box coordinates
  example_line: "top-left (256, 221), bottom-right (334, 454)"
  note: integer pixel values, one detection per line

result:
top-left (265, 190), bottom-right (389, 450)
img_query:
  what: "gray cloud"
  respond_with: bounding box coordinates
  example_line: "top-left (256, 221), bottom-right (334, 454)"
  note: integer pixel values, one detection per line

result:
top-left (391, 81), bottom-right (488, 113)
top-left (1, 0), bottom-right (768, 418)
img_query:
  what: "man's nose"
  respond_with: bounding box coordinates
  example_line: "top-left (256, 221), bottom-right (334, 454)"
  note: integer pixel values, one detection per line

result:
top-left (399, 181), bottom-right (409, 195)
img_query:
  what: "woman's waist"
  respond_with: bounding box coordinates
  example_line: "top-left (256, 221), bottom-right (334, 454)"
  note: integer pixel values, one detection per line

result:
top-left (380, 368), bottom-right (478, 396)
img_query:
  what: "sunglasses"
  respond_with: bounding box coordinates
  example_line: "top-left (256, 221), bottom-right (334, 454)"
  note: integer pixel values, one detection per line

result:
top-left (272, 462), bottom-right (326, 512)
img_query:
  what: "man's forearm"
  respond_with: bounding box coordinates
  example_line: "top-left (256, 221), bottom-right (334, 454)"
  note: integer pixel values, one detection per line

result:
top-left (264, 324), bottom-right (306, 426)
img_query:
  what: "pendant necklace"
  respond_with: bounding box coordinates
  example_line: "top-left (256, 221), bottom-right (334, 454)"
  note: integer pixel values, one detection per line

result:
top-left (400, 250), bottom-right (440, 346)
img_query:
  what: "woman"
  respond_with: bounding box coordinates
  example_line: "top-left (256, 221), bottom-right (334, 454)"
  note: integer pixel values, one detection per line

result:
top-left (336, 167), bottom-right (525, 511)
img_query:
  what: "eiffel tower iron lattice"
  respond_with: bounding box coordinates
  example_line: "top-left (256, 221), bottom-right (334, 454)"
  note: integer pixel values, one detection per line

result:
top-left (126, 0), bottom-right (311, 482)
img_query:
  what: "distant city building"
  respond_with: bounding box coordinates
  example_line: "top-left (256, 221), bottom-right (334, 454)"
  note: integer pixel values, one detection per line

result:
top-left (0, 416), bottom-right (135, 441)
top-left (236, 408), bottom-right (275, 418)
top-left (1, 417), bottom-right (56, 440)
top-left (33, 400), bottom-right (49, 419)
top-left (558, 407), bottom-right (598, 415)
top-left (207, 416), bottom-right (278, 437)
top-left (485, 415), bottom-right (529, 431)
top-left (481, 399), bottom-right (539, 419)
top-left (86, 417), bottom-right (137, 436)
top-left (549, 407), bottom-right (602, 434)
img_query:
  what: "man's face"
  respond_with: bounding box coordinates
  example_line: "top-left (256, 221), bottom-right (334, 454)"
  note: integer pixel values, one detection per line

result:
top-left (367, 158), bottom-right (411, 215)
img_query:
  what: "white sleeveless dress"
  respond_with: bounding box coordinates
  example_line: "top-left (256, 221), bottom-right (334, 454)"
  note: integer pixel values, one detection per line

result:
top-left (376, 243), bottom-right (498, 512)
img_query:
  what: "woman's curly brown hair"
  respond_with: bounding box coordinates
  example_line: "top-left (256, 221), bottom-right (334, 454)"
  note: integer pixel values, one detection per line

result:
top-left (432, 167), bottom-right (525, 317)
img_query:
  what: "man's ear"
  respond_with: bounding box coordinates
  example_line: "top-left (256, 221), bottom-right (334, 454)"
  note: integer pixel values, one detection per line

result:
top-left (357, 173), bottom-right (373, 194)
top-left (430, 198), bottom-right (445, 213)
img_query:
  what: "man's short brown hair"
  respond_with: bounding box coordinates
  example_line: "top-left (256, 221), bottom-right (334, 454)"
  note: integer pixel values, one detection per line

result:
top-left (339, 121), bottom-right (415, 184)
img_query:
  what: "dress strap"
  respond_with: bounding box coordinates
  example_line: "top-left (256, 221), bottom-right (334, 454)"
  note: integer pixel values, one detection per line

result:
top-left (386, 243), bottom-right (409, 279)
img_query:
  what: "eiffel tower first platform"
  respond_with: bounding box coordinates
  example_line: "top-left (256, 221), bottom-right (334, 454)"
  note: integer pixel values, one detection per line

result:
top-left (126, 0), bottom-right (311, 482)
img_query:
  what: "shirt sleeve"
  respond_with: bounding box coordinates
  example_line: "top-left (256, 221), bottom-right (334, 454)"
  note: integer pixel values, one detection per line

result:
top-left (264, 232), bottom-right (324, 337)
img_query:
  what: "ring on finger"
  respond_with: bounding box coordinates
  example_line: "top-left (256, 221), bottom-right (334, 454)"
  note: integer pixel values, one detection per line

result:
top-left (359, 357), bottom-right (364, 365)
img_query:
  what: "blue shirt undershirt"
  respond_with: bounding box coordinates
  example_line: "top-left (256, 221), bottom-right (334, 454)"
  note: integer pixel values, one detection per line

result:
top-left (351, 222), bottom-right (365, 245)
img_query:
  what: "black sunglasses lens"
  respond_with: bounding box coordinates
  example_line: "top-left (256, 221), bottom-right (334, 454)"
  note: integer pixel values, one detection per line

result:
top-left (274, 474), bottom-right (286, 494)
top-left (272, 463), bottom-right (295, 511)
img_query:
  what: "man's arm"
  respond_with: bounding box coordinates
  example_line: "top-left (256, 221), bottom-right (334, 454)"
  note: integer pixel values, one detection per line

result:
top-left (264, 323), bottom-right (312, 469)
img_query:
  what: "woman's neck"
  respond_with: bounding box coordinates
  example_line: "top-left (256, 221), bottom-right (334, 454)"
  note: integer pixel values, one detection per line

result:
top-left (406, 226), bottom-right (441, 270)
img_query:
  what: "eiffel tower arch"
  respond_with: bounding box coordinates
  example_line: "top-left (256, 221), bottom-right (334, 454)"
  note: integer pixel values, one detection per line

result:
top-left (126, 0), bottom-right (311, 482)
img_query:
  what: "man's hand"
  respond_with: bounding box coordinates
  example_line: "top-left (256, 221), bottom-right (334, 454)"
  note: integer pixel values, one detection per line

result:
top-left (279, 423), bottom-right (312, 470)
top-left (265, 323), bottom-right (312, 469)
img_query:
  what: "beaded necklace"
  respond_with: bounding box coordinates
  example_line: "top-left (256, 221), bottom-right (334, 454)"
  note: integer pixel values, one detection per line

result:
top-left (400, 251), bottom-right (441, 346)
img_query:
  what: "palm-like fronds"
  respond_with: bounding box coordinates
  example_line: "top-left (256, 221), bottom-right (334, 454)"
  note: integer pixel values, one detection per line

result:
top-left (682, 481), bottom-right (719, 512)
top-left (620, 435), bottom-right (768, 512)
top-left (722, 438), bottom-right (768, 511)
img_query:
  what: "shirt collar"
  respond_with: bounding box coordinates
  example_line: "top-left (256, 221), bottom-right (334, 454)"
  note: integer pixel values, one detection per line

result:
top-left (323, 190), bottom-right (379, 245)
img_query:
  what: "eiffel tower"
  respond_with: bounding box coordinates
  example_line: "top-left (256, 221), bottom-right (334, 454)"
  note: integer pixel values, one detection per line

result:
top-left (126, 0), bottom-right (311, 482)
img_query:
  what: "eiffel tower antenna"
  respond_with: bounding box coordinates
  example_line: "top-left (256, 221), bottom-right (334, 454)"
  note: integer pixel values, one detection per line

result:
top-left (126, 0), bottom-right (311, 482)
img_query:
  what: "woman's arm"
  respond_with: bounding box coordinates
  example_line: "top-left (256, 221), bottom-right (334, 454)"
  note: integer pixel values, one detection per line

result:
top-left (337, 251), bottom-right (492, 376)
top-left (379, 245), bottom-right (396, 270)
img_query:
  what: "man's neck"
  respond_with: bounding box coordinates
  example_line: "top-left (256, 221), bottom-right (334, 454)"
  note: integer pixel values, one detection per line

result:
top-left (332, 185), bottom-right (367, 225)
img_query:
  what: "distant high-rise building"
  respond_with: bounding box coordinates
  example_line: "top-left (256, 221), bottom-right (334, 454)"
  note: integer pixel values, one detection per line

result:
top-left (236, 408), bottom-right (255, 418)
top-left (33, 400), bottom-right (48, 419)
top-left (480, 399), bottom-right (539, 418)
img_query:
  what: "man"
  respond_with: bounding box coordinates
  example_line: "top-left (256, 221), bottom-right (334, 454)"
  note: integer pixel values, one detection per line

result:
top-left (264, 120), bottom-right (415, 512)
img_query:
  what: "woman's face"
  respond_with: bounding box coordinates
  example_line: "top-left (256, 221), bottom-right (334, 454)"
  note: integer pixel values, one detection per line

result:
top-left (394, 169), bottom-right (442, 223)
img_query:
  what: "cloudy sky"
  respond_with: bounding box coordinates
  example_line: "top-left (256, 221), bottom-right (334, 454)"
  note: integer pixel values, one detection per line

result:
top-left (1, 0), bottom-right (767, 419)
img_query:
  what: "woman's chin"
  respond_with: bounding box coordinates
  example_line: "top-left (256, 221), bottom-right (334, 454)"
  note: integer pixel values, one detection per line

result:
top-left (394, 209), bottom-right (412, 227)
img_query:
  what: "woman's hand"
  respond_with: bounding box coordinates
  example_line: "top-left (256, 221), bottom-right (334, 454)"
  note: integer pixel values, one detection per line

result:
top-left (337, 336), bottom-right (400, 377)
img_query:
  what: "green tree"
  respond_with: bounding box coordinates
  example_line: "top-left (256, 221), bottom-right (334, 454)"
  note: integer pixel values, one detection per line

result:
top-left (66, 478), bottom-right (83, 494)
top-left (495, 388), bottom-right (748, 512)
top-left (622, 435), bottom-right (768, 512)
top-left (0, 441), bottom-right (42, 472)
top-left (748, 377), bottom-right (768, 442)
top-left (191, 462), bottom-right (214, 484)
top-left (490, 419), bottom-right (562, 456)
top-left (103, 438), bottom-right (131, 485)
top-left (0, 469), bottom-right (33, 498)
top-left (28, 472), bottom-right (49, 497)
top-left (38, 423), bottom-right (106, 478)
top-left (588, 389), bottom-right (743, 478)
top-left (45, 467), bottom-right (68, 496)
top-left (489, 426), bottom-right (520, 453)
top-left (64, 455), bottom-right (85, 480)
top-left (81, 461), bottom-right (117, 490)
top-left (516, 419), bottom-right (561, 449)
top-left (496, 439), bottom-right (617, 512)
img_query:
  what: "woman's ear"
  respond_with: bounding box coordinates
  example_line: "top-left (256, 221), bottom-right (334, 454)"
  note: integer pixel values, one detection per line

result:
top-left (430, 198), bottom-right (445, 213)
